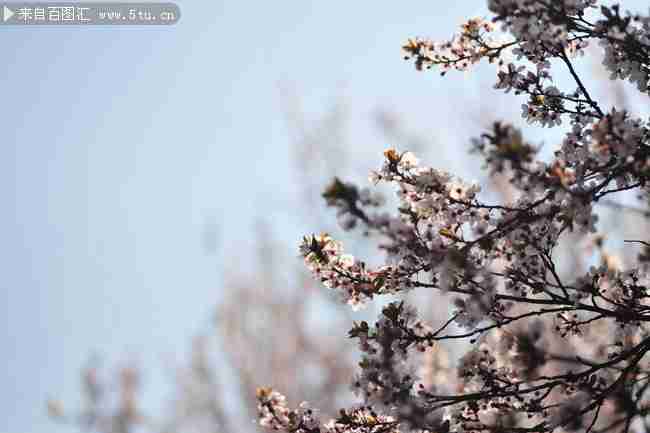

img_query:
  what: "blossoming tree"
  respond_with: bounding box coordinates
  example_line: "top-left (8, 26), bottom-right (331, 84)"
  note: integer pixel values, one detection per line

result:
top-left (256, 2), bottom-right (650, 433)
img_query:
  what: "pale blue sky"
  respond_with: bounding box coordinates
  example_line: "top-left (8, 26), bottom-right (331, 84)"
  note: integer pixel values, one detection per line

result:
top-left (2, 1), bottom-right (647, 433)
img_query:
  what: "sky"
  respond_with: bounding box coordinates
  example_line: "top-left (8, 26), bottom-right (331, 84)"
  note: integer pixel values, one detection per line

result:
top-left (1, 1), bottom-right (648, 433)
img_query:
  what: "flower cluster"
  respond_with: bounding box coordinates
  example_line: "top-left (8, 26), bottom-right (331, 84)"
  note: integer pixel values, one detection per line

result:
top-left (489, 0), bottom-right (596, 61)
top-left (596, 5), bottom-right (650, 93)
top-left (299, 233), bottom-right (405, 310)
top-left (257, 387), bottom-right (402, 433)
top-left (401, 18), bottom-right (506, 74)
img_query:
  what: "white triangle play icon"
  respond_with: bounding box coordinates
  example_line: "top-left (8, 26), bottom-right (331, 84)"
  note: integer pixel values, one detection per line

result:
top-left (3, 6), bottom-right (14, 22)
